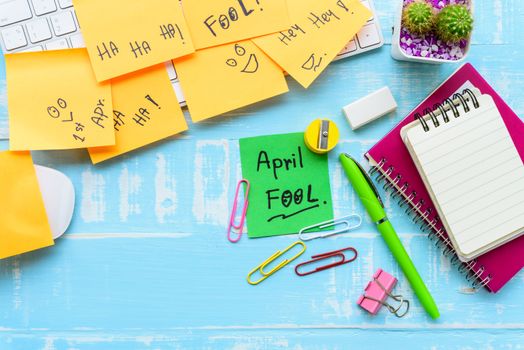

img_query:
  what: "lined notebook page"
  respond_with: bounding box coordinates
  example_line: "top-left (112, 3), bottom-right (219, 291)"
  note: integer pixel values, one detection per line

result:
top-left (405, 94), bottom-right (524, 257)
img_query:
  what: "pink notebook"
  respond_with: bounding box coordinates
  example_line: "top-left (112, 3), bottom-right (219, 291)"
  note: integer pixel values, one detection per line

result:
top-left (366, 63), bottom-right (524, 293)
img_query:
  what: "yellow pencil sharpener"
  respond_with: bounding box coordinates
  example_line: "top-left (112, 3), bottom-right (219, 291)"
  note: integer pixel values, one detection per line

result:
top-left (304, 119), bottom-right (340, 154)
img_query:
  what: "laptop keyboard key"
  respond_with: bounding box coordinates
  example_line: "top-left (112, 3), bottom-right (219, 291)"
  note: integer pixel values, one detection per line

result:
top-left (45, 37), bottom-right (68, 49)
top-left (357, 23), bottom-right (381, 48)
top-left (360, 0), bottom-right (374, 21)
top-left (0, 0), bottom-right (32, 27)
top-left (1, 25), bottom-right (28, 50)
top-left (31, 0), bottom-right (57, 16)
top-left (19, 44), bottom-right (43, 52)
top-left (165, 61), bottom-right (178, 81)
top-left (57, 0), bottom-right (73, 8)
top-left (26, 18), bottom-right (52, 43)
top-left (339, 40), bottom-right (357, 55)
top-left (69, 33), bottom-right (85, 48)
top-left (50, 11), bottom-right (76, 36)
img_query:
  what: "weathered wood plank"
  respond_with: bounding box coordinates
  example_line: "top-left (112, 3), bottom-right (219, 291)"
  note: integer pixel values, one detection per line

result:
top-left (0, 0), bottom-right (523, 348)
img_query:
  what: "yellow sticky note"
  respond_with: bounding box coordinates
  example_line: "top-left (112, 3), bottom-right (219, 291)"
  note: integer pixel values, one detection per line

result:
top-left (183, 0), bottom-right (290, 49)
top-left (0, 151), bottom-right (54, 259)
top-left (73, 0), bottom-right (195, 82)
top-left (174, 40), bottom-right (289, 122)
top-left (253, 0), bottom-right (372, 88)
top-left (6, 49), bottom-right (115, 151)
top-left (88, 65), bottom-right (188, 164)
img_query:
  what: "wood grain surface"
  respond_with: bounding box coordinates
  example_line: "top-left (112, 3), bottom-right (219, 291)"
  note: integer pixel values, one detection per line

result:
top-left (0, 0), bottom-right (523, 348)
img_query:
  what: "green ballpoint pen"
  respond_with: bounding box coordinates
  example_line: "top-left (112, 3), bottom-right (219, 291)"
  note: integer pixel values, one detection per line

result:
top-left (339, 153), bottom-right (440, 319)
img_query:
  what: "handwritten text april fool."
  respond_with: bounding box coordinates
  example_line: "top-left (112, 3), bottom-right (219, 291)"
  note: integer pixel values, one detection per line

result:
top-left (256, 146), bottom-right (324, 222)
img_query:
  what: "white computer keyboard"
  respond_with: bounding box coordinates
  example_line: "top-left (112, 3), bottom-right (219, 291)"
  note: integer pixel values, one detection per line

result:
top-left (0, 0), bottom-right (82, 51)
top-left (336, 0), bottom-right (384, 60)
top-left (1, 0), bottom-right (384, 105)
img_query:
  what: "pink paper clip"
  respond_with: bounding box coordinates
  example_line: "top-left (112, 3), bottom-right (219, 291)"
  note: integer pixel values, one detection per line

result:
top-left (227, 179), bottom-right (250, 243)
top-left (357, 268), bottom-right (409, 317)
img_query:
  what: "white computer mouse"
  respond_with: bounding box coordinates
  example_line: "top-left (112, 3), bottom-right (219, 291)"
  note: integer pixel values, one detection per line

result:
top-left (34, 165), bottom-right (75, 240)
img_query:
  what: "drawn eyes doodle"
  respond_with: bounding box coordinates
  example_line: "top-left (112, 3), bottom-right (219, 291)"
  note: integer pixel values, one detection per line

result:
top-left (47, 98), bottom-right (73, 122)
top-left (47, 106), bottom-right (61, 119)
top-left (301, 53), bottom-right (325, 72)
top-left (226, 44), bottom-right (259, 73)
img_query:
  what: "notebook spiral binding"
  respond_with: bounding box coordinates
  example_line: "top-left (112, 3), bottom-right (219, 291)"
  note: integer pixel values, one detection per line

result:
top-left (369, 89), bottom-right (493, 290)
top-left (415, 88), bottom-right (480, 132)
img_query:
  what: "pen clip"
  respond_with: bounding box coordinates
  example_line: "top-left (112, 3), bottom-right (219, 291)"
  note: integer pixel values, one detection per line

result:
top-left (342, 153), bottom-right (384, 208)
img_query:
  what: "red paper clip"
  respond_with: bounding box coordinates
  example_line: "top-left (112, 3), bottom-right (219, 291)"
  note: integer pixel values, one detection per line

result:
top-left (294, 247), bottom-right (357, 276)
top-left (227, 179), bottom-right (250, 243)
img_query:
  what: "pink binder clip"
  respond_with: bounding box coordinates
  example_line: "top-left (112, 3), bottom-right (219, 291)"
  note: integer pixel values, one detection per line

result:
top-left (227, 179), bottom-right (250, 243)
top-left (357, 268), bottom-right (409, 317)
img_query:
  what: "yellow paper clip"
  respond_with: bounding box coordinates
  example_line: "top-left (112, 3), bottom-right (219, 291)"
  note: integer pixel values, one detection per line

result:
top-left (247, 241), bottom-right (306, 285)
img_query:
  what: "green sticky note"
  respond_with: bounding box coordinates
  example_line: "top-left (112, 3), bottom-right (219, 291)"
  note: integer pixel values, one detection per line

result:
top-left (239, 132), bottom-right (334, 238)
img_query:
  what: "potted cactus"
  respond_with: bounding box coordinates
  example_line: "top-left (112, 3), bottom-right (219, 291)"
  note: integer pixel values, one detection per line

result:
top-left (391, 0), bottom-right (474, 63)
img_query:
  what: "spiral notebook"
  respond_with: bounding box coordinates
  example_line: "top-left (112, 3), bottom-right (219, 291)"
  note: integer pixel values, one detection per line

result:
top-left (366, 63), bottom-right (524, 293)
top-left (400, 88), bottom-right (524, 261)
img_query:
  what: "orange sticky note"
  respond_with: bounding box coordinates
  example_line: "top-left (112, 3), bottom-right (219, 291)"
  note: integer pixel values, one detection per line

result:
top-left (6, 49), bottom-right (114, 151)
top-left (174, 40), bottom-right (288, 122)
top-left (0, 151), bottom-right (54, 259)
top-left (183, 0), bottom-right (290, 49)
top-left (253, 0), bottom-right (371, 88)
top-left (73, 0), bottom-right (195, 82)
top-left (88, 65), bottom-right (188, 164)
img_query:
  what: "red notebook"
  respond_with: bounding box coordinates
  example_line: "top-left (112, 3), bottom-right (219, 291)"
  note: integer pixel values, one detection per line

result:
top-left (366, 63), bottom-right (524, 293)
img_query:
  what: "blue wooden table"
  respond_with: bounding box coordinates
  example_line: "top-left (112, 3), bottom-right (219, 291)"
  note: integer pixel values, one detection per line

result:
top-left (1, 1), bottom-right (523, 348)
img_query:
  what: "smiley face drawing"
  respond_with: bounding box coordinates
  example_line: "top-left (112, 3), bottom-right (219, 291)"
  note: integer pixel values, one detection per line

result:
top-left (301, 53), bottom-right (325, 72)
top-left (226, 44), bottom-right (259, 74)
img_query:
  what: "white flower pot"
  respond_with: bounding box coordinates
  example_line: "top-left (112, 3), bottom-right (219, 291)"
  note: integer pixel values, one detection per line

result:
top-left (391, 1), bottom-right (473, 64)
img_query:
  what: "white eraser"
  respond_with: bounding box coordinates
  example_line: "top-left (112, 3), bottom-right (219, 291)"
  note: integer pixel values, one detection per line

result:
top-left (342, 87), bottom-right (397, 130)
